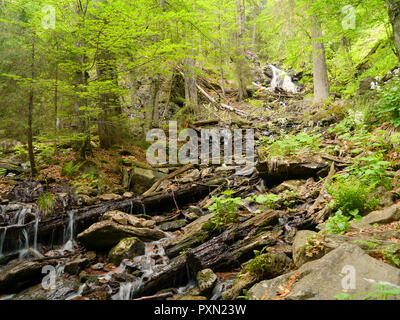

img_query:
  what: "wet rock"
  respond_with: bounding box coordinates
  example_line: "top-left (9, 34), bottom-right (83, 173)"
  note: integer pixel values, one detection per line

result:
top-left (64, 256), bottom-right (90, 275)
top-left (222, 272), bottom-right (259, 300)
top-left (188, 206), bottom-right (203, 217)
top-left (172, 295), bottom-right (207, 300)
top-left (0, 261), bottom-right (44, 294)
top-left (197, 269), bottom-right (217, 295)
top-left (98, 194), bottom-right (123, 202)
top-left (77, 220), bottom-right (165, 250)
top-left (108, 237), bottom-right (145, 265)
top-left (160, 220), bottom-right (187, 232)
top-left (165, 213), bottom-right (214, 258)
top-left (103, 210), bottom-right (156, 228)
top-left (249, 243), bottom-right (400, 300)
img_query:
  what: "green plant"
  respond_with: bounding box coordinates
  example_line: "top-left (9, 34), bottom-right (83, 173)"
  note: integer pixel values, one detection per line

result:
top-left (382, 244), bottom-right (400, 267)
top-left (246, 193), bottom-right (282, 211)
top-left (304, 233), bottom-right (326, 258)
top-left (37, 193), bottom-right (56, 216)
top-left (353, 239), bottom-right (380, 250)
top-left (61, 161), bottom-right (82, 178)
top-left (207, 190), bottom-right (244, 231)
top-left (376, 78), bottom-right (400, 127)
top-left (347, 152), bottom-right (392, 189)
top-left (260, 131), bottom-right (322, 158)
top-left (325, 209), bottom-right (362, 234)
top-left (327, 175), bottom-right (379, 215)
top-left (335, 284), bottom-right (400, 300)
top-left (236, 289), bottom-right (249, 300)
top-left (242, 247), bottom-right (273, 277)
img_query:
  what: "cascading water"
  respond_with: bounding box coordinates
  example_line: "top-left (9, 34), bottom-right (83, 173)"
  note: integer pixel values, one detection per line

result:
top-left (269, 64), bottom-right (299, 94)
top-left (62, 211), bottom-right (76, 252)
top-left (114, 238), bottom-right (171, 300)
top-left (18, 229), bottom-right (29, 259)
top-left (0, 227), bottom-right (7, 257)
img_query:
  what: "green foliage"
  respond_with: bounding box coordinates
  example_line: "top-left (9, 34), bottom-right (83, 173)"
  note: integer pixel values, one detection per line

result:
top-left (377, 78), bottom-right (400, 127)
top-left (261, 132), bottom-right (322, 158)
top-left (382, 244), bottom-right (400, 267)
top-left (207, 190), bottom-right (244, 232)
top-left (325, 209), bottom-right (362, 234)
top-left (246, 193), bottom-right (282, 211)
top-left (335, 284), bottom-right (400, 300)
top-left (242, 247), bottom-right (272, 277)
top-left (347, 152), bottom-right (392, 189)
top-left (37, 193), bottom-right (56, 216)
top-left (61, 161), bottom-right (82, 178)
top-left (327, 175), bottom-right (379, 215)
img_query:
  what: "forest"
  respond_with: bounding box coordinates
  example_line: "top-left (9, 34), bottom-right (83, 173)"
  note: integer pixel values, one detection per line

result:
top-left (1, 0), bottom-right (400, 301)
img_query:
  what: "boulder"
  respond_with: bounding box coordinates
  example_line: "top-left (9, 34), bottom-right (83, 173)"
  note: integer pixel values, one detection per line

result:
top-left (77, 220), bottom-right (164, 250)
top-left (64, 256), bottom-right (90, 275)
top-left (197, 269), bottom-right (217, 295)
top-left (131, 167), bottom-right (166, 191)
top-left (103, 210), bottom-right (156, 229)
top-left (0, 261), bottom-right (44, 294)
top-left (249, 243), bottom-right (400, 300)
top-left (292, 230), bottom-right (326, 267)
top-left (108, 237), bottom-right (145, 265)
top-left (350, 203), bottom-right (400, 231)
top-left (159, 220), bottom-right (187, 232)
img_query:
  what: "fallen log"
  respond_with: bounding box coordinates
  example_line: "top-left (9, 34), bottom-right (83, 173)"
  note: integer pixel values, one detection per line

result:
top-left (185, 214), bottom-right (281, 275)
top-left (256, 158), bottom-right (330, 186)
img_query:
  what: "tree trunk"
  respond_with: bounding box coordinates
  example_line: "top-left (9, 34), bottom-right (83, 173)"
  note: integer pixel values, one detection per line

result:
top-left (27, 38), bottom-right (37, 176)
top-left (236, 0), bottom-right (248, 101)
top-left (97, 50), bottom-right (123, 149)
top-left (183, 57), bottom-right (199, 114)
top-left (386, 0), bottom-right (400, 63)
top-left (311, 18), bottom-right (330, 103)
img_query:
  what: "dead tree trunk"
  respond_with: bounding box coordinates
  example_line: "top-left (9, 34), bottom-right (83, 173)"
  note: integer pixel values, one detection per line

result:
top-left (311, 18), bottom-right (330, 103)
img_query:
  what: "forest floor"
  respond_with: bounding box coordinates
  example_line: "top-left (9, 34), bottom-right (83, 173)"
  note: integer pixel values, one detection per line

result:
top-left (2, 65), bottom-right (400, 301)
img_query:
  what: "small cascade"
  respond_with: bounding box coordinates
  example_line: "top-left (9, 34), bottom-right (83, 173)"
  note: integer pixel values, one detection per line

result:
top-left (33, 215), bottom-right (39, 251)
top-left (11, 208), bottom-right (27, 226)
top-left (61, 211), bottom-right (76, 252)
top-left (269, 64), bottom-right (299, 94)
top-left (115, 238), bottom-right (171, 300)
top-left (18, 229), bottom-right (29, 259)
top-left (0, 227), bottom-right (8, 257)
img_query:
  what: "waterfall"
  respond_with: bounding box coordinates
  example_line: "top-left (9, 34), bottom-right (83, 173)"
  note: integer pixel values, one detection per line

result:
top-left (0, 227), bottom-right (7, 257)
top-left (62, 211), bottom-right (76, 251)
top-left (115, 238), bottom-right (171, 300)
top-left (33, 215), bottom-right (39, 251)
top-left (269, 64), bottom-right (298, 94)
top-left (18, 229), bottom-right (29, 259)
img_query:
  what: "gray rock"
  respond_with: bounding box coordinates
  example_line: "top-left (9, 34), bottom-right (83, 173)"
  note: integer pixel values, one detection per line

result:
top-left (249, 243), bottom-right (400, 300)
top-left (350, 203), bottom-right (400, 231)
top-left (197, 269), bottom-right (217, 295)
top-left (108, 237), bottom-right (145, 265)
top-left (292, 230), bottom-right (325, 267)
top-left (77, 220), bottom-right (165, 250)
top-left (0, 261), bottom-right (44, 294)
top-left (159, 220), bottom-right (187, 232)
top-left (103, 210), bottom-right (156, 228)
top-left (64, 256), bottom-right (90, 275)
